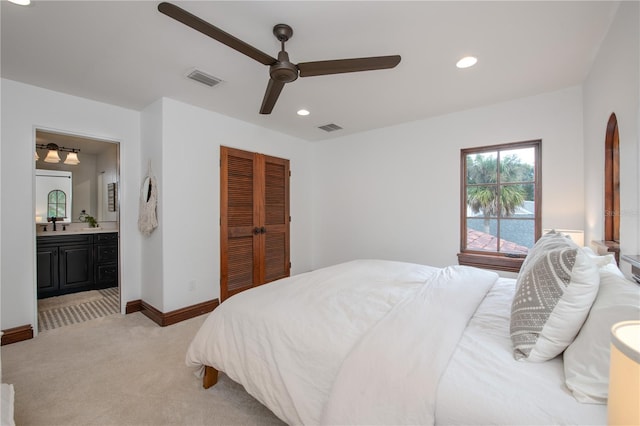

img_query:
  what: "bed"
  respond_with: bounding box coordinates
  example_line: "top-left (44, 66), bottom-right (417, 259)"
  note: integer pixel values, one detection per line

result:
top-left (186, 233), bottom-right (639, 425)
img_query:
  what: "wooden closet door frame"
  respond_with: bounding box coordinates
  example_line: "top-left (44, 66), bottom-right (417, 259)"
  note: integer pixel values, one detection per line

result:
top-left (220, 146), bottom-right (290, 302)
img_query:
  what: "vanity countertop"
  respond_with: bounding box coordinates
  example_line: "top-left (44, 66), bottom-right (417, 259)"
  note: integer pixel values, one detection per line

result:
top-left (36, 228), bottom-right (118, 237)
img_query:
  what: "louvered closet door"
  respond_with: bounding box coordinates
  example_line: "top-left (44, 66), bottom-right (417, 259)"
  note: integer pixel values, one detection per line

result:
top-left (262, 154), bottom-right (290, 283)
top-left (220, 147), bottom-right (290, 301)
top-left (220, 147), bottom-right (260, 301)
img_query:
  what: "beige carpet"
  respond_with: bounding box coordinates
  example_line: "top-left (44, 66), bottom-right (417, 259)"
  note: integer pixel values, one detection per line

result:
top-left (1, 312), bottom-right (284, 426)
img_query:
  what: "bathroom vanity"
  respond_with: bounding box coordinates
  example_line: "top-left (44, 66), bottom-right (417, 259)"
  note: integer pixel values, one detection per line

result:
top-left (36, 230), bottom-right (118, 299)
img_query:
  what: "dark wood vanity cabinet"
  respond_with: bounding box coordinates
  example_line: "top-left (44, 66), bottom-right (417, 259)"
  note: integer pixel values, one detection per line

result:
top-left (94, 232), bottom-right (118, 289)
top-left (36, 232), bottom-right (118, 298)
top-left (36, 245), bottom-right (60, 297)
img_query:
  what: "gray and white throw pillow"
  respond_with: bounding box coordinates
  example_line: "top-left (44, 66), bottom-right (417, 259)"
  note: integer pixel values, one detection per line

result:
top-left (510, 246), bottom-right (600, 362)
top-left (518, 229), bottom-right (577, 276)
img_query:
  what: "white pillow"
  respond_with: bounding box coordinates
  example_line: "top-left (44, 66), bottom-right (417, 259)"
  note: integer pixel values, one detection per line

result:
top-left (564, 268), bottom-right (640, 403)
top-left (511, 247), bottom-right (600, 361)
top-left (581, 247), bottom-right (619, 270)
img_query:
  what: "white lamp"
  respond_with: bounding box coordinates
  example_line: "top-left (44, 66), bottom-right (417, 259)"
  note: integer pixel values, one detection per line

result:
top-left (44, 146), bottom-right (61, 163)
top-left (608, 320), bottom-right (640, 425)
top-left (64, 151), bottom-right (80, 165)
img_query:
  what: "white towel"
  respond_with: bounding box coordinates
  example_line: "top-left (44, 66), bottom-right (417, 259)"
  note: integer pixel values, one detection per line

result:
top-left (138, 163), bottom-right (158, 236)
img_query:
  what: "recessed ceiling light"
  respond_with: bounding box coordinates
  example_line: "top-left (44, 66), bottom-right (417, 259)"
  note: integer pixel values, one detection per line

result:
top-left (8, 0), bottom-right (31, 5)
top-left (297, 109), bottom-right (310, 116)
top-left (456, 56), bottom-right (478, 69)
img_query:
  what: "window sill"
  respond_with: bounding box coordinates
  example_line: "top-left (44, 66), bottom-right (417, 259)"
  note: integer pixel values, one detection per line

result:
top-left (591, 240), bottom-right (620, 265)
top-left (457, 252), bottom-right (524, 273)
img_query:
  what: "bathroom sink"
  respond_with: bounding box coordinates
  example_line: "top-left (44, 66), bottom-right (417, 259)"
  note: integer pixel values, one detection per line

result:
top-left (37, 227), bottom-right (113, 236)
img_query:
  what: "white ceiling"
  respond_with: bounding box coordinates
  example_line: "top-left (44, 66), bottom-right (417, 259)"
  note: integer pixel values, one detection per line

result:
top-left (1, 1), bottom-right (618, 142)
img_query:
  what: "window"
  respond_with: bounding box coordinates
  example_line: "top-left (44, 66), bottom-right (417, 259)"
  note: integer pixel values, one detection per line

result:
top-left (458, 140), bottom-right (541, 272)
top-left (47, 189), bottom-right (67, 219)
top-left (604, 113), bottom-right (620, 242)
top-left (601, 113), bottom-right (620, 264)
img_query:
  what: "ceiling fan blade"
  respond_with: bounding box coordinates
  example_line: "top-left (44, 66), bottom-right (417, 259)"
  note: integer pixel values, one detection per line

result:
top-left (297, 55), bottom-right (401, 77)
top-left (259, 78), bottom-right (286, 114)
top-left (158, 2), bottom-right (276, 66)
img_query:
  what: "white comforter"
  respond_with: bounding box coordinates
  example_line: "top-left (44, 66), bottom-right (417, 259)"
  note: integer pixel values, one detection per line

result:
top-left (321, 265), bottom-right (498, 425)
top-left (186, 259), bottom-right (497, 425)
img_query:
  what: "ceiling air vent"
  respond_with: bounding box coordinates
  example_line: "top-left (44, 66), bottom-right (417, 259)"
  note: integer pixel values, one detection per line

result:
top-left (186, 69), bottom-right (222, 87)
top-left (318, 123), bottom-right (343, 132)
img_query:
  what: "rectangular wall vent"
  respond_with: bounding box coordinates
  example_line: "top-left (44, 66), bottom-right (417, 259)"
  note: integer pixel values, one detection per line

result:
top-left (318, 123), bottom-right (343, 132)
top-left (187, 69), bottom-right (222, 87)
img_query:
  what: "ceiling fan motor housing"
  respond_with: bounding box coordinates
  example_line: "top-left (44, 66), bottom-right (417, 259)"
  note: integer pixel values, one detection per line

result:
top-left (273, 24), bottom-right (293, 42)
top-left (270, 51), bottom-right (298, 83)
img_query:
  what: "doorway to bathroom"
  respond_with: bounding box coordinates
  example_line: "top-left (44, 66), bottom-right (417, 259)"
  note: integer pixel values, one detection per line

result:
top-left (34, 129), bottom-right (121, 332)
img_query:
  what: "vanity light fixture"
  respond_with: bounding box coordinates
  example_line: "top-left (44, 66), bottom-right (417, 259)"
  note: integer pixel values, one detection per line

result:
top-left (456, 56), bottom-right (478, 69)
top-left (36, 143), bottom-right (81, 165)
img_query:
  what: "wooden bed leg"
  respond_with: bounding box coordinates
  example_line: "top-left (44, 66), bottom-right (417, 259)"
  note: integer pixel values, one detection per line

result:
top-left (203, 366), bottom-right (219, 389)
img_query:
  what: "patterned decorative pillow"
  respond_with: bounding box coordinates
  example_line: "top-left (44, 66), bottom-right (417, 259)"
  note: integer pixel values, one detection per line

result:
top-left (510, 247), bottom-right (600, 361)
top-left (519, 229), bottom-right (577, 275)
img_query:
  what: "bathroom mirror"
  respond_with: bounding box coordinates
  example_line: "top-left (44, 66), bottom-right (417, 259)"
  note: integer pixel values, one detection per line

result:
top-left (35, 170), bottom-right (72, 224)
top-left (35, 129), bottom-right (119, 224)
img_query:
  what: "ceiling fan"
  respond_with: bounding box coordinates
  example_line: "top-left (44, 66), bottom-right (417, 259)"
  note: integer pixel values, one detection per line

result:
top-left (158, 2), bottom-right (401, 114)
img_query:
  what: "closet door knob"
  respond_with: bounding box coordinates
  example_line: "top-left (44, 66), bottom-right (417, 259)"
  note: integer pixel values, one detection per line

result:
top-left (260, 227), bottom-right (266, 234)
top-left (253, 227), bottom-right (260, 235)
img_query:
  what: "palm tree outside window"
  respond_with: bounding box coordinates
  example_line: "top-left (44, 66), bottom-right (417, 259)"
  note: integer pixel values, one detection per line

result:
top-left (459, 140), bottom-right (541, 272)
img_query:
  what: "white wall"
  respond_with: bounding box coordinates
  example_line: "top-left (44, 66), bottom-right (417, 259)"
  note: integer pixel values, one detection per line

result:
top-left (143, 98), bottom-right (314, 312)
top-left (1, 79), bottom-right (141, 330)
top-left (583, 0), bottom-right (639, 273)
top-left (311, 87), bottom-right (585, 270)
top-left (140, 99), bottom-right (165, 311)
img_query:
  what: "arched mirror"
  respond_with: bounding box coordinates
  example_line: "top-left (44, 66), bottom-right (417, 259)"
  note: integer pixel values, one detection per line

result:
top-left (47, 189), bottom-right (67, 219)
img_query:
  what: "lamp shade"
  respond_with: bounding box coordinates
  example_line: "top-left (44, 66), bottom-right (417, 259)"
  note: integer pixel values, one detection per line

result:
top-left (608, 320), bottom-right (640, 425)
top-left (44, 149), bottom-right (61, 163)
top-left (64, 152), bottom-right (80, 165)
